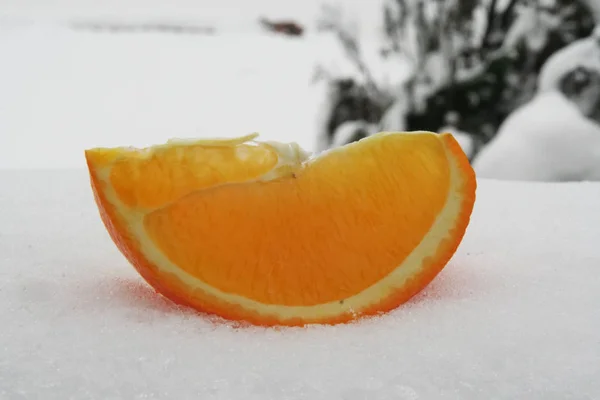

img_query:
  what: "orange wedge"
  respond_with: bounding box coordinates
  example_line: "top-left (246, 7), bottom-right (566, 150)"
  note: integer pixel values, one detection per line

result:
top-left (85, 131), bottom-right (476, 326)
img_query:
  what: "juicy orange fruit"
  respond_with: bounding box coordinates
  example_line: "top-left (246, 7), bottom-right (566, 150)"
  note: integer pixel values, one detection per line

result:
top-left (85, 131), bottom-right (476, 326)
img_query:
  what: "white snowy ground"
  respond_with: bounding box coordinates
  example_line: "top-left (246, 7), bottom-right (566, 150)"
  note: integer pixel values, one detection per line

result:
top-left (1, 4), bottom-right (600, 400)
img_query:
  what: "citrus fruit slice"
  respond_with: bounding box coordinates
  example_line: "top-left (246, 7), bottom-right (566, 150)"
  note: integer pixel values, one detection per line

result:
top-left (85, 131), bottom-right (476, 326)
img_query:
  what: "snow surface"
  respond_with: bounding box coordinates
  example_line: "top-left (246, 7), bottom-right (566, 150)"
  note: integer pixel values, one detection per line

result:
top-left (2, 170), bottom-right (600, 399)
top-left (2, 6), bottom-right (600, 399)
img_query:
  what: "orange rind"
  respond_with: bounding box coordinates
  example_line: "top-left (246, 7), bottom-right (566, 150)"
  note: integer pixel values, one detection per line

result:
top-left (85, 131), bottom-right (476, 326)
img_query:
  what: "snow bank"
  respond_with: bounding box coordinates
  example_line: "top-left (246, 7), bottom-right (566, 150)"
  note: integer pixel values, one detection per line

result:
top-left (473, 91), bottom-right (600, 181)
top-left (0, 0), bottom-right (322, 33)
top-left (0, 24), bottom-right (321, 169)
top-left (0, 0), bottom-right (386, 37)
top-left (1, 169), bottom-right (599, 399)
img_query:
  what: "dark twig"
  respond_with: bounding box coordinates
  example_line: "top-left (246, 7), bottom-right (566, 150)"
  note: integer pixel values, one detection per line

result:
top-left (480, 0), bottom-right (499, 54)
top-left (500, 0), bottom-right (522, 30)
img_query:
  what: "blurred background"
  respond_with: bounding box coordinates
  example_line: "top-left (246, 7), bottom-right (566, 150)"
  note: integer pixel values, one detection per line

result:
top-left (1, 0), bottom-right (600, 181)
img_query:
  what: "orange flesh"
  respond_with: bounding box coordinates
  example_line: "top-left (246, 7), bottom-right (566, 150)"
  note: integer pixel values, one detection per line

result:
top-left (85, 131), bottom-right (476, 326)
top-left (144, 134), bottom-right (449, 306)
top-left (108, 141), bottom-right (280, 209)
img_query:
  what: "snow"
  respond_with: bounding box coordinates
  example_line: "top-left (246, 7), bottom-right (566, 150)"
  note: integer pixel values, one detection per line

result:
top-left (2, 5), bottom-right (600, 399)
top-left (473, 91), bottom-right (600, 181)
top-left (0, 25), bottom-right (320, 169)
top-left (0, 0), bottom-right (324, 33)
top-left (2, 170), bottom-right (600, 399)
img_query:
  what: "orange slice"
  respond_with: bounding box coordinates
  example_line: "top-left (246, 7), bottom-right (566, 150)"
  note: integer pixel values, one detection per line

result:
top-left (85, 131), bottom-right (476, 326)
